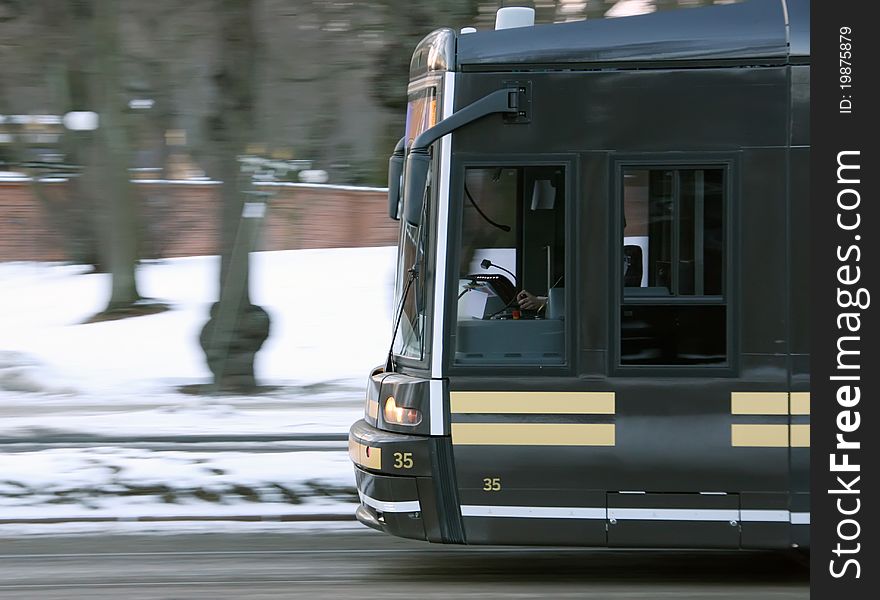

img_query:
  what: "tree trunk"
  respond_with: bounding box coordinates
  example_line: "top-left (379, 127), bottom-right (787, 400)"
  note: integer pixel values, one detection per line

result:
top-left (90, 0), bottom-right (142, 309)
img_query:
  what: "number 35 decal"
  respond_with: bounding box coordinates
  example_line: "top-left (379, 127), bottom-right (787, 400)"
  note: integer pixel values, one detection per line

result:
top-left (393, 452), bottom-right (413, 469)
top-left (482, 477), bottom-right (501, 492)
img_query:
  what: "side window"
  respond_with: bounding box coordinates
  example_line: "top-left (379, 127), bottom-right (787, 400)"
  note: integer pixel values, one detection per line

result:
top-left (621, 167), bottom-right (726, 366)
top-left (454, 165), bottom-right (566, 366)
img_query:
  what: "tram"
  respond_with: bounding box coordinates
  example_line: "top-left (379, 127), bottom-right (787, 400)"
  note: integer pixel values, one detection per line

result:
top-left (349, 0), bottom-right (810, 549)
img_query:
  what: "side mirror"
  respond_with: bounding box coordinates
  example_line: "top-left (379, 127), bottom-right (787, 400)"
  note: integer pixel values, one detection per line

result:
top-left (402, 149), bottom-right (431, 226)
top-left (387, 137), bottom-right (406, 220)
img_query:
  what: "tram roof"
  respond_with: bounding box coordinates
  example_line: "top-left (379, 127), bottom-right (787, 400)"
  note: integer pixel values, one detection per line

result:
top-left (456, 0), bottom-right (809, 70)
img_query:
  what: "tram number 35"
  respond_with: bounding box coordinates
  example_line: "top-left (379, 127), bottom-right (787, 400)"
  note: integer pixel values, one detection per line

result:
top-left (393, 452), bottom-right (413, 469)
top-left (482, 477), bottom-right (502, 492)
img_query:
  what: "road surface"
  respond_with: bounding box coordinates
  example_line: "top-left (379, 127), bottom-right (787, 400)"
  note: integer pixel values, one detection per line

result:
top-left (0, 527), bottom-right (808, 599)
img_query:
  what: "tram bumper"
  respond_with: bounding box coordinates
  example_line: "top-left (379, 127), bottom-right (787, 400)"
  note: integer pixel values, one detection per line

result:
top-left (349, 419), bottom-right (457, 542)
top-left (352, 467), bottom-right (427, 541)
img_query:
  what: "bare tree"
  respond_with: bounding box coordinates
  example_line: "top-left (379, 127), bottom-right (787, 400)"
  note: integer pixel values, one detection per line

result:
top-left (87, 0), bottom-right (144, 310)
top-left (0, 1), bottom-right (105, 268)
top-left (1, 0), bottom-right (162, 316)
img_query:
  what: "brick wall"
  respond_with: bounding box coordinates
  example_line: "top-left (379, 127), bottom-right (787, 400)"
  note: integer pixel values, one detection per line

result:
top-left (0, 181), bottom-right (399, 262)
top-left (260, 185), bottom-right (399, 252)
top-left (0, 182), bottom-right (69, 262)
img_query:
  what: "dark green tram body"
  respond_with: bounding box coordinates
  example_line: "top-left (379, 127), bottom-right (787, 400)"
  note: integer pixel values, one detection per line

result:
top-left (350, 0), bottom-right (810, 549)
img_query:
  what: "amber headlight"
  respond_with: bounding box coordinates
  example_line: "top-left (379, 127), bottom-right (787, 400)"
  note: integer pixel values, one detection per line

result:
top-left (383, 396), bottom-right (422, 426)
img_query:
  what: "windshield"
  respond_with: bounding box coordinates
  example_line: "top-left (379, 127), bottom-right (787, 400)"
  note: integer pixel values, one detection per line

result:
top-left (391, 82), bottom-right (441, 361)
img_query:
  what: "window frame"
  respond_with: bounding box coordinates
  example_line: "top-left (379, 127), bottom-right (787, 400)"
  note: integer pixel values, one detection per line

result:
top-left (445, 153), bottom-right (578, 377)
top-left (611, 154), bottom-right (739, 376)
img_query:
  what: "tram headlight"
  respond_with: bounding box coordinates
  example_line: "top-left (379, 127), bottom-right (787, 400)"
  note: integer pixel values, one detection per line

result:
top-left (383, 396), bottom-right (422, 426)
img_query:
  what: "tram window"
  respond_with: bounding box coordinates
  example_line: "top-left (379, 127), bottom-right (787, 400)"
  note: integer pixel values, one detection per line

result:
top-left (454, 166), bottom-right (566, 366)
top-left (621, 167), bottom-right (726, 366)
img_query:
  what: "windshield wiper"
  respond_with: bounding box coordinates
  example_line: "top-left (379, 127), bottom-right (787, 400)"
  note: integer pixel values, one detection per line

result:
top-left (385, 265), bottom-right (419, 372)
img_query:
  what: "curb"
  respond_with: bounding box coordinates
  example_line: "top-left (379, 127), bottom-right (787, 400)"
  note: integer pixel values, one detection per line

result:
top-left (0, 513), bottom-right (356, 525)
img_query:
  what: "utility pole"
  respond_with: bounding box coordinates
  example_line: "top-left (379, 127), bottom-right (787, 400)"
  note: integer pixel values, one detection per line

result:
top-left (198, 0), bottom-right (269, 392)
top-left (199, 156), bottom-right (298, 392)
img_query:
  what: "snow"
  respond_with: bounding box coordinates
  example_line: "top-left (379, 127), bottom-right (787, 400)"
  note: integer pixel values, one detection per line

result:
top-left (0, 448), bottom-right (357, 518)
top-left (0, 519), bottom-right (367, 538)
top-left (0, 247), bottom-right (398, 525)
top-left (0, 404), bottom-right (364, 437)
top-left (0, 247), bottom-right (396, 395)
top-left (0, 448), bottom-right (355, 492)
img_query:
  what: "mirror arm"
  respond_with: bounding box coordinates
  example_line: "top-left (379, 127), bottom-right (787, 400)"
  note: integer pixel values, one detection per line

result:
top-left (410, 87), bottom-right (521, 154)
top-left (402, 86), bottom-right (522, 226)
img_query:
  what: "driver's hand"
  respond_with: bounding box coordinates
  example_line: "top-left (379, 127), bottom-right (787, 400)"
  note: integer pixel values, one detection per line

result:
top-left (517, 290), bottom-right (546, 311)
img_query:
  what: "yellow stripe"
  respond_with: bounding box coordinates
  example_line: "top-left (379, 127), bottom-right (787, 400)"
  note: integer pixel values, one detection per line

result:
top-left (790, 424), bottom-right (810, 447)
top-left (731, 392), bottom-right (789, 415)
top-left (349, 440), bottom-right (382, 469)
top-left (451, 423), bottom-right (615, 446)
top-left (450, 392), bottom-right (615, 415)
top-left (790, 392), bottom-right (810, 415)
top-left (731, 424), bottom-right (789, 447)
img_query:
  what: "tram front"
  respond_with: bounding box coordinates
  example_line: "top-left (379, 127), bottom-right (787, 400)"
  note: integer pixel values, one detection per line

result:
top-left (348, 28), bottom-right (465, 543)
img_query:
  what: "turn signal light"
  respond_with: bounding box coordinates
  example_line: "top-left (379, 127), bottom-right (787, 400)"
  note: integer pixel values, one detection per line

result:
top-left (384, 396), bottom-right (422, 426)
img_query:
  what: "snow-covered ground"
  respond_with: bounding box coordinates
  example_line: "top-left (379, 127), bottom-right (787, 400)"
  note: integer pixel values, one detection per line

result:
top-left (0, 247), bottom-right (397, 525)
top-left (0, 247), bottom-right (395, 396)
top-left (0, 448), bottom-right (358, 521)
